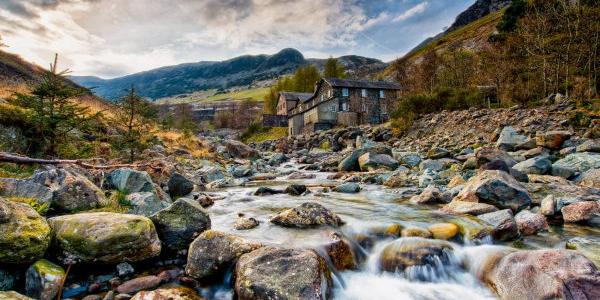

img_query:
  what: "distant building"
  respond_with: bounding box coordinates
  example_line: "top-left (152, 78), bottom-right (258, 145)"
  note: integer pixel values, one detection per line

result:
top-left (285, 78), bottom-right (401, 135)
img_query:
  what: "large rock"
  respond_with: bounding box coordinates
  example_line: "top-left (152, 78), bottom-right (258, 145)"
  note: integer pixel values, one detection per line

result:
top-left (566, 237), bottom-right (600, 268)
top-left (512, 156), bottom-right (552, 175)
top-left (379, 237), bottom-right (453, 273)
top-left (358, 153), bottom-right (398, 171)
top-left (25, 259), bottom-right (65, 300)
top-left (514, 210), bottom-right (548, 236)
top-left (578, 168), bottom-right (600, 188)
top-left (131, 286), bottom-right (203, 300)
top-left (496, 126), bottom-right (527, 151)
top-left (536, 131), bottom-right (572, 149)
top-left (409, 186), bottom-right (442, 205)
top-left (105, 168), bottom-right (156, 194)
top-left (0, 268), bottom-right (16, 291)
top-left (323, 233), bottom-right (358, 271)
top-left (167, 172), bottom-right (194, 199)
top-left (486, 249), bottom-right (600, 300)
top-left (552, 152), bottom-right (600, 179)
top-left (338, 145), bottom-right (391, 172)
top-left (441, 200), bottom-right (498, 215)
top-left (478, 209), bottom-right (519, 241)
top-left (224, 140), bottom-right (259, 159)
top-left (561, 201), bottom-right (600, 223)
top-left (475, 147), bottom-right (517, 168)
top-left (0, 178), bottom-right (52, 209)
top-left (125, 192), bottom-right (169, 217)
top-left (270, 202), bottom-right (343, 228)
top-left (185, 230), bottom-right (262, 281)
top-left (31, 168), bottom-right (107, 212)
top-left (333, 182), bottom-right (361, 194)
top-left (394, 152), bottom-right (421, 167)
top-left (576, 139), bottom-right (600, 153)
top-left (234, 247), bottom-right (332, 300)
top-left (150, 198), bottom-right (211, 251)
top-left (453, 170), bottom-right (531, 212)
top-left (0, 198), bottom-right (50, 264)
top-left (48, 212), bottom-right (161, 264)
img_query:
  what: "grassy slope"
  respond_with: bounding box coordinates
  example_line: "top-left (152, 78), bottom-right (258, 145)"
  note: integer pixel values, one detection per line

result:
top-left (243, 127), bottom-right (288, 143)
top-left (156, 87), bottom-right (270, 105)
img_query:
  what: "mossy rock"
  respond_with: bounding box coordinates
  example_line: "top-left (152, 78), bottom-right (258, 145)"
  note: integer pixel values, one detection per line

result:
top-left (447, 215), bottom-right (492, 241)
top-left (48, 212), bottom-right (161, 264)
top-left (0, 197), bottom-right (51, 264)
top-left (25, 259), bottom-right (65, 300)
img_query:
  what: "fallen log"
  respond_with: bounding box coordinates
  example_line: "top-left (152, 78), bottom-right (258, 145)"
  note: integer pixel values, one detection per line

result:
top-left (0, 152), bottom-right (146, 170)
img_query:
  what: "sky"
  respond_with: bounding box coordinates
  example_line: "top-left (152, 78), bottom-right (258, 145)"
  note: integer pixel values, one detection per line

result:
top-left (0, 0), bottom-right (474, 78)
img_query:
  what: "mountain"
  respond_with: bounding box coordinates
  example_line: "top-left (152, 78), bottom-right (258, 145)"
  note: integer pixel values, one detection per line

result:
top-left (71, 49), bottom-right (386, 100)
top-left (448, 0), bottom-right (512, 32)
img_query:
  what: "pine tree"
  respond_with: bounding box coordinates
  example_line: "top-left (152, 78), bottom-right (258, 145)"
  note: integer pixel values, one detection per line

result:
top-left (323, 57), bottom-right (347, 78)
top-left (13, 54), bottom-right (96, 157)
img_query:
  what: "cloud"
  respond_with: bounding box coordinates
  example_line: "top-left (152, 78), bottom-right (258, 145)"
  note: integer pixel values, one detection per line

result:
top-left (392, 2), bottom-right (429, 23)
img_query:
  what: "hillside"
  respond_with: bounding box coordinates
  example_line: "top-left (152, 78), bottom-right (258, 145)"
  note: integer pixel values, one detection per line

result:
top-left (71, 49), bottom-right (387, 101)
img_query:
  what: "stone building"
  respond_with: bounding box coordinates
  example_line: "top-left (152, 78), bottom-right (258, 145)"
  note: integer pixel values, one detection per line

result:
top-left (285, 78), bottom-right (401, 135)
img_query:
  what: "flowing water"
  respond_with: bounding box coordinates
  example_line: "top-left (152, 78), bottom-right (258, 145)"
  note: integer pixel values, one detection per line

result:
top-left (202, 161), bottom-right (600, 300)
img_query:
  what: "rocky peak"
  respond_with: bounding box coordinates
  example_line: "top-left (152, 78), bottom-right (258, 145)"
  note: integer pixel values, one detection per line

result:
top-left (448, 0), bottom-right (512, 32)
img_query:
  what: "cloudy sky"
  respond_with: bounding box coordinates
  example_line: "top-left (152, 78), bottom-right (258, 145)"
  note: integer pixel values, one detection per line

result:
top-left (0, 0), bottom-right (474, 78)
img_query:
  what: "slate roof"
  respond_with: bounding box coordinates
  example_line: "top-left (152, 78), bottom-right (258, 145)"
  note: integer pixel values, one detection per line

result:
top-left (279, 92), bottom-right (313, 102)
top-left (323, 78), bottom-right (402, 90)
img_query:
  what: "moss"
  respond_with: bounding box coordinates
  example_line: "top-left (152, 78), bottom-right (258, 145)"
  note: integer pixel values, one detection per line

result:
top-left (0, 163), bottom-right (36, 179)
top-left (7, 197), bottom-right (49, 215)
top-left (32, 259), bottom-right (65, 277)
top-left (84, 191), bottom-right (130, 213)
top-left (0, 200), bottom-right (51, 264)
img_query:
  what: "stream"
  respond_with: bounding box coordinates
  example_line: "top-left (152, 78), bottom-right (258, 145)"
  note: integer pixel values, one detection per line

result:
top-left (199, 161), bottom-right (600, 300)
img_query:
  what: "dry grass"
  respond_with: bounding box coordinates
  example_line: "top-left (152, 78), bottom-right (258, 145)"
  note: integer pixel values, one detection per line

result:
top-left (154, 130), bottom-right (213, 159)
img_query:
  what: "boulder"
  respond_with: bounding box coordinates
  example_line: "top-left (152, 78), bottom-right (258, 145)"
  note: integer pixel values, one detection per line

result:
top-left (441, 201), bottom-right (498, 215)
top-left (536, 131), bottom-right (572, 149)
top-left (234, 247), bottom-right (332, 300)
top-left (358, 153), bottom-right (399, 171)
top-left (512, 156), bottom-right (552, 175)
top-left (25, 259), bottom-right (65, 300)
top-left (125, 192), bottom-right (169, 217)
top-left (409, 186), bottom-right (442, 205)
top-left (540, 195), bottom-right (556, 216)
top-left (105, 168), bottom-right (157, 195)
top-left (379, 237), bottom-right (453, 273)
top-left (199, 167), bottom-right (226, 183)
top-left (514, 210), bottom-right (548, 236)
top-left (447, 216), bottom-right (492, 241)
top-left (0, 178), bottom-right (52, 209)
top-left (576, 139), bottom-right (600, 153)
top-left (475, 147), bottom-right (517, 168)
top-left (229, 165), bottom-right (254, 178)
top-left (31, 168), bottom-right (106, 212)
top-left (271, 202), bottom-right (343, 228)
top-left (0, 198), bottom-right (50, 264)
top-left (253, 187), bottom-right (283, 196)
top-left (333, 182), bottom-right (361, 194)
top-left (323, 233), bottom-right (357, 271)
top-left (578, 168), bottom-right (600, 188)
top-left (0, 268), bottom-right (15, 291)
top-left (478, 209), bottom-right (519, 241)
top-left (427, 223), bottom-right (459, 240)
top-left (224, 140), bottom-right (259, 159)
top-left (234, 216), bottom-right (259, 230)
top-left (338, 145), bottom-right (391, 172)
top-left (167, 172), bottom-right (194, 198)
top-left (131, 286), bottom-right (202, 300)
top-left (486, 249), bottom-right (600, 300)
top-left (394, 152), bottom-right (421, 168)
top-left (48, 212), bottom-right (161, 264)
top-left (426, 147), bottom-right (451, 159)
top-left (561, 201), bottom-right (600, 223)
top-left (185, 230), bottom-right (261, 281)
top-left (284, 184), bottom-right (307, 196)
top-left (401, 227), bottom-right (432, 238)
top-left (268, 153), bottom-right (288, 166)
top-left (552, 152), bottom-right (600, 179)
top-left (496, 126), bottom-right (527, 151)
top-left (150, 198), bottom-right (211, 251)
top-left (453, 170), bottom-right (531, 212)
top-left (566, 237), bottom-right (600, 268)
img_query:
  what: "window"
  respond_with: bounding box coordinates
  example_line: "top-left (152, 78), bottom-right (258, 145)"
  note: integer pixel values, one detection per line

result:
top-left (330, 105), bottom-right (336, 112)
top-left (342, 88), bottom-right (349, 97)
top-left (361, 89), bottom-right (367, 97)
top-left (379, 90), bottom-right (385, 99)
top-left (328, 89), bottom-right (333, 98)
top-left (341, 102), bottom-right (348, 111)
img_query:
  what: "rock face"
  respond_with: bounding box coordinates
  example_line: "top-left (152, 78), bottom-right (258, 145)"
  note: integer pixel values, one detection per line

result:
top-left (270, 202), bottom-right (344, 228)
top-left (48, 212), bottom-right (161, 264)
top-left (235, 247), bottom-right (332, 300)
top-left (25, 259), bottom-right (65, 300)
top-left (167, 172), bottom-right (194, 198)
top-left (512, 156), bottom-right (552, 175)
top-left (31, 168), bottom-right (107, 212)
top-left (0, 198), bottom-right (51, 264)
top-left (379, 237), bottom-right (453, 273)
top-left (358, 153), bottom-right (399, 171)
top-left (150, 198), bottom-right (211, 251)
top-left (561, 201), bottom-right (600, 223)
top-left (185, 230), bottom-right (262, 281)
top-left (125, 192), bottom-right (168, 217)
top-left (453, 170), bottom-right (531, 212)
top-left (514, 210), bottom-right (548, 236)
top-left (486, 250), bottom-right (600, 300)
top-left (105, 168), bottom-right (156, 194)
top-left (478, 209), bottom-right (519, 241)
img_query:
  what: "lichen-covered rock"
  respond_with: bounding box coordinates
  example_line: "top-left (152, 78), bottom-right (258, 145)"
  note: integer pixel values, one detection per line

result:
top-left (512, 156), bottom-right (552, 175)
top-left (186, 230), bottom-right (262, 281)
top-left (379, 237), bottom-right (453, 273)
top-left (48, 212), bottom-right (161, 264)
top-left (441, 201), bottom-right (499, 215)
top-left (0, 198), bottom-right (50, 264)
top-left (131, 286), bottom-right (203, 300)
top-left (31, 168), bottom-right (107, 212)
top-left (270, 202), bottom-right (344, 228)
top-left (486, 249), bottom-right (600, 300)
top-left (566, 237), bottom-right (600, 268)
top-left (234, 247), bottom-right (332, 300)
top-left (515, 210), bottom-right (548, 236)
top-left (126, 192), bottom-right (169, 217)
top-left (25, 259), bottom-right (65, 300)
top-left (105, 168), bottom-right (156, 194)
top-left (150, 198), bottom-right (211, 251)
top-left (167, 172), bottom-right (194, 199)
top-left (453, 170), bottom-right (531, 212)
top-left (478, 209), bottom-right (519, 241)
top-left (552, 152), bottom-right (600, 179)
top-left (358, 153), bottom-right (399, 171)
top-left (561, 201), bottom-right (600, 223)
